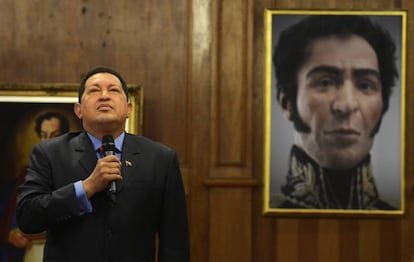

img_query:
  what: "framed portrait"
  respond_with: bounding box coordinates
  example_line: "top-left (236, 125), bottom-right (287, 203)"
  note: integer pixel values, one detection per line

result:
top-left (263, 10), bottom-right (407, 216)
top-left (0, 83), bottom-right (143, 192)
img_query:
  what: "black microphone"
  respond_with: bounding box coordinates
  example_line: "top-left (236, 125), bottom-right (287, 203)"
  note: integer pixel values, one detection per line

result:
top-left (102, 135), bottom-right (116, 197)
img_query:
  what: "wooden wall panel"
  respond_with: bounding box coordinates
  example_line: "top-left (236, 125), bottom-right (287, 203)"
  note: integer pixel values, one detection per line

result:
top-left (275, 219), bottom-right (299, 261)
top-left (358, 220), bottom-right (381, 261)
top-left (338, 220), bottom-right (359, 262)
top-left (207, 0), bottom-right (255, 261)
top-left (209, 188), bottom-right (252, 262)
top-left (210, 0), bottom-right (253, 177)
top-left (188, 0), bottom-right (212, 261)
top-left (317, 220), bottom-right (339, 262)
top-left (213, 0), bottom-right (247, 166)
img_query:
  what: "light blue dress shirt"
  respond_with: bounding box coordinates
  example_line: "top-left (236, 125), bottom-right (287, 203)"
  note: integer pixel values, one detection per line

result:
top-left (74, 132), bottom-right (125, 214)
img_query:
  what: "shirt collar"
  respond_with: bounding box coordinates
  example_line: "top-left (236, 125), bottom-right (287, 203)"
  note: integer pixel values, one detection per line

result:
top-left (87, 132), bottom-right (125, 152)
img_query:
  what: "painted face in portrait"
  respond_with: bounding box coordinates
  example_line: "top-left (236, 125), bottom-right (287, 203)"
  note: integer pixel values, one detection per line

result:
top-left (40, 117), bottom-right (63, 141)
top-left (291, 35), bottom-right (383, 169)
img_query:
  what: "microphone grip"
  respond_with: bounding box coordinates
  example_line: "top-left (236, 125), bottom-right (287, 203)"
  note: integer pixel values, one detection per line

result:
top-left (103, 150), bottom-right (117, 194)
top-left (109, 181), bottom-right (116, 194)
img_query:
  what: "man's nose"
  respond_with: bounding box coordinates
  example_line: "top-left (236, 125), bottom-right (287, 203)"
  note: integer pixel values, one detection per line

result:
top-left (331, 81), bottom-right (359, 116)
top-left (99, 89), bottom-right (110, 99)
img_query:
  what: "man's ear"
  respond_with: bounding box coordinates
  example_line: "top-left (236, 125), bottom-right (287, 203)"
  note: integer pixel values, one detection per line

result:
top-left (74, 103), bottom-right (82, 119)
top-left (278, 92), bottom-right (293, 121)
top-left (127, 102), bottom-right (132, 118)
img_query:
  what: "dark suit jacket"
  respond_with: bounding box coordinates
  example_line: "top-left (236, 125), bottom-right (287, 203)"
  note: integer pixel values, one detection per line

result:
top-left (16, 131), bottom-right (189, 262)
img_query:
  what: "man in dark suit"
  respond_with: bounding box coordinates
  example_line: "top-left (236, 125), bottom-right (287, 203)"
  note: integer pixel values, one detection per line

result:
top-left (16, 66), bottom-right (189, 261)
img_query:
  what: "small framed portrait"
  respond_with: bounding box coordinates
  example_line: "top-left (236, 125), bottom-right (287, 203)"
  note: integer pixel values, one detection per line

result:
top-left (263, 10), bottom-right (407, 216)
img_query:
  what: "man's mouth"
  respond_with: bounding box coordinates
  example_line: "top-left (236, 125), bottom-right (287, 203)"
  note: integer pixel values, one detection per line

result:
top-left (326, 128), bottom-right (360, 135)
top-left (324, 128), bottom-right (361, 142)
top-left (97, 104), bottom-right (112, 110)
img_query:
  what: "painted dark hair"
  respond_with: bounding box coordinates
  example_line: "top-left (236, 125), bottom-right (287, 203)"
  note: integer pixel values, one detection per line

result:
top-left (273, 15), bottom-right (398, 133)
top-left (34, 112), bottom-right (70, 137)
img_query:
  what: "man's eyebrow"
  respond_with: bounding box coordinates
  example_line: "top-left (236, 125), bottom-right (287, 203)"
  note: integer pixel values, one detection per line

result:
top-left (306, 65), bottom-right (342, 78)
top-left (86, 83), bottom-right (100, 88)
top-left (306, 65), bottom-right (381, 79)
top-left (352, 68), bottom-right (381, 79)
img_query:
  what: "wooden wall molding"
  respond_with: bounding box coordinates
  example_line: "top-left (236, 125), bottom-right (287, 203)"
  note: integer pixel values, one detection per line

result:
top-left (204, 177), bottom-right (258, 187)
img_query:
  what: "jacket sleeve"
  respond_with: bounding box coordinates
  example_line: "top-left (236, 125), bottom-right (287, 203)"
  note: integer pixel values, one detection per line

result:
top-left (16, 143), bottom-right (81, 234)
top-left (157, 151), bottom-right (190, 262)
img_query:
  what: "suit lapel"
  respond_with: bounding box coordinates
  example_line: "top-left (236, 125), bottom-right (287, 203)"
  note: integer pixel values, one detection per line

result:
top-left (72, 131), bottom-right (98, 180)
top-left (118, 134), bottom-right (142, 193)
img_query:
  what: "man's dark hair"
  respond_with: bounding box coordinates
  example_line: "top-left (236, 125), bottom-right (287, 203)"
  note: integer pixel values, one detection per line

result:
top-left (273, 15), bottom-right (399, 134)
top-left (34, 112), bottom-right (70, 137)
top-left (78, 66), bottom-right (129, 102)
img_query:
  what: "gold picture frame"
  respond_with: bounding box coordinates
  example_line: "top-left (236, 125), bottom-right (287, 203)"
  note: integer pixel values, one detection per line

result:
top-left (263, 10), bottom-right (406, 216)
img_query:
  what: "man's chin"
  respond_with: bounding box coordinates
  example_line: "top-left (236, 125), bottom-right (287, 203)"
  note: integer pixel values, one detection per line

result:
top-left (94, 117), bottom-right (120, 127)
top-left (320, 153), bottom-right (368, 170)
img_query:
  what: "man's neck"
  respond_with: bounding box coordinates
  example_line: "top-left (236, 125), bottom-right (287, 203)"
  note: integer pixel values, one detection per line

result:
top-left (83, 128), bottom-right (125, 141)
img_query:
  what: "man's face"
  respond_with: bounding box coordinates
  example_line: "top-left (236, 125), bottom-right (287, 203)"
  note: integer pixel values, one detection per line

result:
top-left (293, 35), bottom-right (383, 169)
top-left (74, 73), bottom-right (131, 134)
top-left (40, 117), bottom-right (62, 141)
